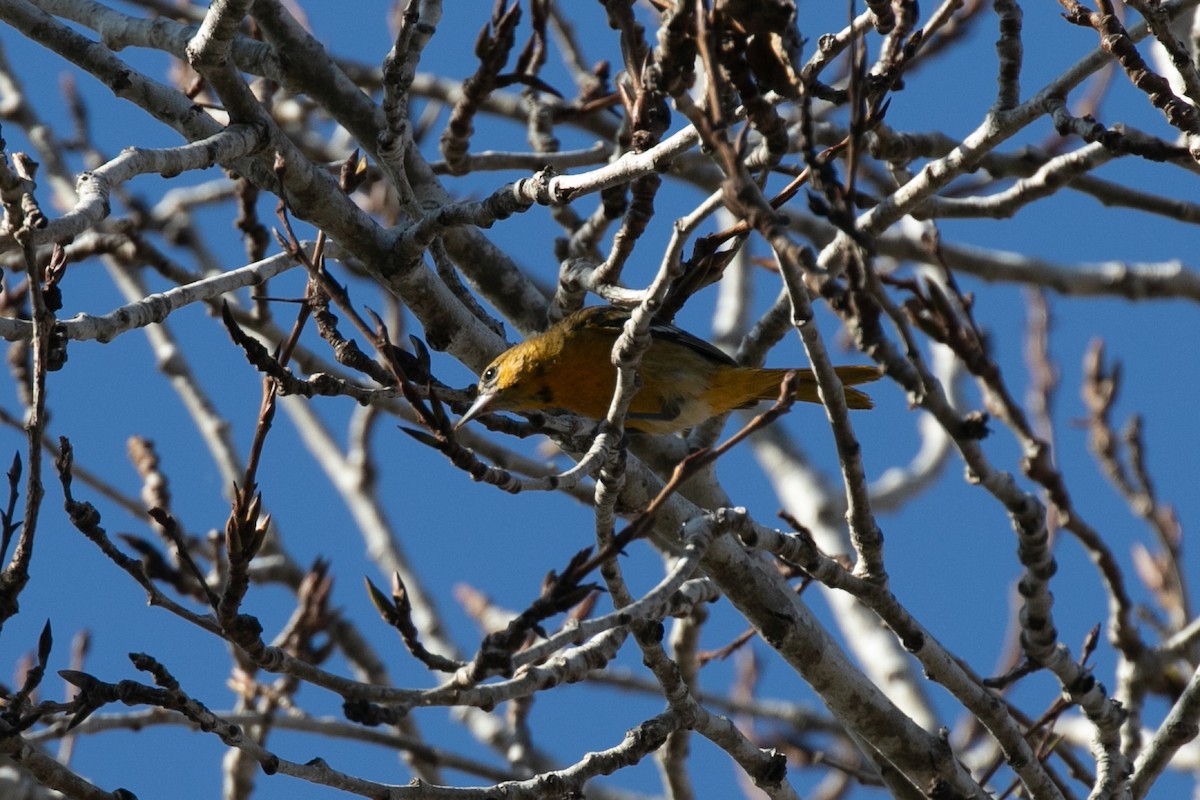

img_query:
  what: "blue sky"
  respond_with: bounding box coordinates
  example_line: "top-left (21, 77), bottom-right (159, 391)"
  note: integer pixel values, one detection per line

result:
top-left (2, 2), bottom-right (1199, 799)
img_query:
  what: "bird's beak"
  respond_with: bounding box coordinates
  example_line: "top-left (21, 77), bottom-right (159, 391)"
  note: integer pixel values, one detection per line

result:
top-left (455, 391), bottom-right (497, 430)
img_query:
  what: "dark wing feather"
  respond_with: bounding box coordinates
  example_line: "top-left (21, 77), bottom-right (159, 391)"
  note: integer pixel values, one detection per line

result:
top-left (648, 318), bottom-right (738, 367)
top-left (571, 306), bottom-right (738, 367)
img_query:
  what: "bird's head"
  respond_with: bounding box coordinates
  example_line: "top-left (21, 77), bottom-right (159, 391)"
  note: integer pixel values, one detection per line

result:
top-left (454, 345), bottom-right (538, 429)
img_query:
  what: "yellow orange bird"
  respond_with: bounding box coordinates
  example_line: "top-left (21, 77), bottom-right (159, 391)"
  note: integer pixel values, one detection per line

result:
top-left (456, 305), bottom-right (881, 435)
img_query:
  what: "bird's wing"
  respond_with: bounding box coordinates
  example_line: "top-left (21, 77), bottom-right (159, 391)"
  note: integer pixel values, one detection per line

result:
top-left (648, 318), bottom-right (739, 367)
top-left (576, 305), bottom-right (739, 367)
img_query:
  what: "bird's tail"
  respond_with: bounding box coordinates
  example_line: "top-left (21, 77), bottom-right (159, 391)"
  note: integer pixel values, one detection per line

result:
top-left (742, 365), bottom-right (883, 409)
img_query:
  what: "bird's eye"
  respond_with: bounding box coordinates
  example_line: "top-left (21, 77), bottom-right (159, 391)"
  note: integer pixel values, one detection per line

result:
top-left (482, 366), bottom-right (498, 383)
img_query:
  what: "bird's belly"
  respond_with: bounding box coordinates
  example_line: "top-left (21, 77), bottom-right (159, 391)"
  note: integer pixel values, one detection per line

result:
top-left (539, 360), bottom-right (715, 433)
top-left (626, 395), bottom-right (716, 434)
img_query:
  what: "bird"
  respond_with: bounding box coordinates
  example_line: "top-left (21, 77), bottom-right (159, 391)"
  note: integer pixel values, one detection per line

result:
top-left (455, 305), bottom-right (882, 435)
